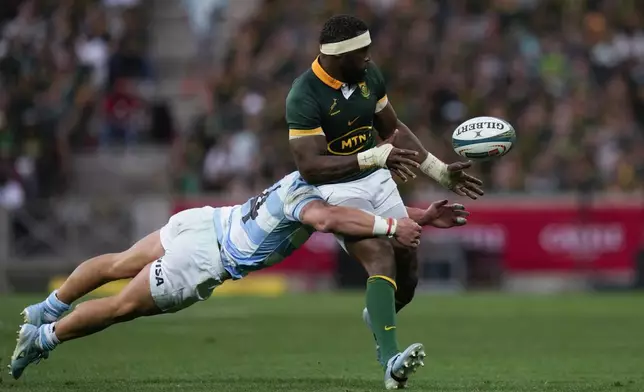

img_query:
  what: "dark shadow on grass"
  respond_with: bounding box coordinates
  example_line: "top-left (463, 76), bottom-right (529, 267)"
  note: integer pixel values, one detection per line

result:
top-left (2, 375), bottom-right (381, 391)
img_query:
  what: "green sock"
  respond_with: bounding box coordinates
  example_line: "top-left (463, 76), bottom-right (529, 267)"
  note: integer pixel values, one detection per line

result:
top-left (366, 275), bottom-right (399, 367)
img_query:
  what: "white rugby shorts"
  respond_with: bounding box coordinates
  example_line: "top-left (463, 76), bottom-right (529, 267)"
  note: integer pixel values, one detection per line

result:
top-left (151, 206), bottom-right (229, 313)
top-left (316, 169), bottom-right (408, 250)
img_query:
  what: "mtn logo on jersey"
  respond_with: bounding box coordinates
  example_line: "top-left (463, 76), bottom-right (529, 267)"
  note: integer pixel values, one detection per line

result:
top-left (327, 126), bottom-right (373, 155)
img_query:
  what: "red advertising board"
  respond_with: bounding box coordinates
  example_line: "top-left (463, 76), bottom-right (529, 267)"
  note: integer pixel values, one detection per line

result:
top-left (436, 204), bottom-right (642, 272)
top-left (173, 199), bottom-right (644, 274)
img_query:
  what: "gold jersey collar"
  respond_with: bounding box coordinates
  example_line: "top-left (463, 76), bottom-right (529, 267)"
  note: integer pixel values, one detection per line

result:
top-left (311, 56), bottom-right (343, 90)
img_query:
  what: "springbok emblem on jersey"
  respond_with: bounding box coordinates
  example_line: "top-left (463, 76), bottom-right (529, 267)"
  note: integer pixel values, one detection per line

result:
top-left (358, 82), bottom-right (370, 99)
top-left (329, 98), bottom-right (340, 116)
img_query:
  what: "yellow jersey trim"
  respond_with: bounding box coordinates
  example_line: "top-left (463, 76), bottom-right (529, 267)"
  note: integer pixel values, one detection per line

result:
top-left (289, 127), bottom-right (325, 139)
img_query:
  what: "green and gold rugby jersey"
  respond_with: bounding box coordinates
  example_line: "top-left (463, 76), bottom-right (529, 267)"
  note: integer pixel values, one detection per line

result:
top-left (286, 57), bottom-right (389, 184)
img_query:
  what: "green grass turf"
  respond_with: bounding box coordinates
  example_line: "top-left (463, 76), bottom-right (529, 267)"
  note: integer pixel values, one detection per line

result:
top-left (0, 292), bottom-right (643, 391)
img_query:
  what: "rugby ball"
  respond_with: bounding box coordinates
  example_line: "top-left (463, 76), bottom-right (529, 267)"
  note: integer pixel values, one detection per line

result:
top-left (452, 116), bottom-right (516, 160)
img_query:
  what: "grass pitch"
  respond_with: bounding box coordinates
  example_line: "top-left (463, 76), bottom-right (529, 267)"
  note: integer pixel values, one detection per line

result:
top-left (1, 292), bottom-right (643, 391)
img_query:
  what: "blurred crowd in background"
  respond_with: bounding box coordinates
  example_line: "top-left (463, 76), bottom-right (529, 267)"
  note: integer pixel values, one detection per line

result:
top-left (178, 0), bottom-right (644, 198)
top-left (0, 0), bottom-right (156, 209)
top-left (3, 0), bottom-right (644, 205)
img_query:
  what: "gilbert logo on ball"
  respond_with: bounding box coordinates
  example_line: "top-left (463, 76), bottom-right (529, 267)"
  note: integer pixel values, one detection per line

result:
top-left (452, 116), bottom-right (516, 160)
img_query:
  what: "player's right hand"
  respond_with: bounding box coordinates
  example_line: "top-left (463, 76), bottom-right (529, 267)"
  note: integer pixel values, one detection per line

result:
top-left (394, 217), bottom-right (422, 248)
top-left (380, 130), bottom-right (420, 182)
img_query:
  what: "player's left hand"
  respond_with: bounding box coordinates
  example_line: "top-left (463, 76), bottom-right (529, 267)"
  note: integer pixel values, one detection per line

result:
top-left (419, 200), bottom-right (470, 228)
top-left (444, 161), bottom-right (484, 200)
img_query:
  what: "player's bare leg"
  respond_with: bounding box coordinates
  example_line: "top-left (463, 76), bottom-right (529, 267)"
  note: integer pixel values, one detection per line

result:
top-left (22, 231), bottom-right (164, 327)
top-left (392, 245), bottom-right (419, 313)
top-left (9, 264), bottom-right (161, 379)
top-left (58, 231), bottom-right (164, 304)
top-left (346, 237), bottom-right (425, 389)
top-left (347, 237), bottom-right (398, 362)
top-left (55, 263), bottom-right (160, 340)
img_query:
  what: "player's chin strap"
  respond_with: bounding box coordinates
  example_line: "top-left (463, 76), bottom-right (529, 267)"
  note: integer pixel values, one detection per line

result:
top-left (320, 31), bottom-right (371, 55)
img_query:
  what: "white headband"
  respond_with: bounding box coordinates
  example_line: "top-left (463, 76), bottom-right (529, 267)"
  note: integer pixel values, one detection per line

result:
top-left (320, 31), bottom-right (371, 55)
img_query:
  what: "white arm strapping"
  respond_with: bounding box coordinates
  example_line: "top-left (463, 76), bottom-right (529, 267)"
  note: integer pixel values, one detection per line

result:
top-left (419, 153), bottom-right (449, 187)
top-left (356, 144), bottom-right (394, 170)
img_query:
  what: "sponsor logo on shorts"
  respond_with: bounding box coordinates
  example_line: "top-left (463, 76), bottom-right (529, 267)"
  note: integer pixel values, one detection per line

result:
top-left (154, 260), bottom-right (165, 287)
top-left (327, 126), bottom-right (373, 155)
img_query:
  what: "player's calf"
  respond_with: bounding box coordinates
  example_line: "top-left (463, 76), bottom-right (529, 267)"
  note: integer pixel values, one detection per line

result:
top-left (10, 265), bottom-right (159, 379)
top-left (53, 264), bottom-right (160, 343)
top-left (347, 237), bottom-right (400, 367)
top-left (22, 231), bottom-right (163, 327)
top-left (393, 246), bottom-right (419, 313)
top-left (10, 292), bottom-right (148, 383)
top-left (56, 230), bottom-right (163, 305)
top-left (394, 273), bottom-right (418, 313)
top-left (21, 252), bottom-right (134, 327)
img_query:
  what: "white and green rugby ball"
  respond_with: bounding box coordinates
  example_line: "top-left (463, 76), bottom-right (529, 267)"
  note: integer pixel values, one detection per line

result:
top-left (452, 116), bottom-right (516, 160)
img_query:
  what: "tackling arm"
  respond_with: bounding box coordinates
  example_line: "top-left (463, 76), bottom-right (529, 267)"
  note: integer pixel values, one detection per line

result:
top-left (298, 200), bottom-right (421, 247)
top-left (405, 207), bottom-right (430, 227)
top-left (404, 200), bottom-right (470, 229)
top-left (299, 200), bottom-right (396, 236)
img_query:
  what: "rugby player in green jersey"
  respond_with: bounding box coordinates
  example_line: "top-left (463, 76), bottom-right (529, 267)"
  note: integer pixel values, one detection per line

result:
top-left (286, 15), bottom-right (484, 389)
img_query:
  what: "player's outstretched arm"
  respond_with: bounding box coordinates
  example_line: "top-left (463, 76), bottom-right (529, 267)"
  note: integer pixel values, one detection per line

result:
top-left (374, 102), bottom-right (485, 200)
top-left (299, 200), bottom-right (422, 248)
top-left (406, 200), bottom-right (470, 229)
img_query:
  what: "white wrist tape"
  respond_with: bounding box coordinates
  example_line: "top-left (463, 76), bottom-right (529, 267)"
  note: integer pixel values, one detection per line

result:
top-left (373, 216), bottom-right (397, 238)
top-left (357, 144), bottom-right (394, 170)
top-left (420, 153), bottom-right (449, 186)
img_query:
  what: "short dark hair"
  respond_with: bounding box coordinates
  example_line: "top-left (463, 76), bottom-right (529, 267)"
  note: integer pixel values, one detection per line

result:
top-left (319, 15), bottom-right (369, 45)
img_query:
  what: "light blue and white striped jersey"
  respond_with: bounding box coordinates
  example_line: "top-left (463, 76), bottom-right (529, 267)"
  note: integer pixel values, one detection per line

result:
top-left (213, 172), bottom-right (323, 279)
